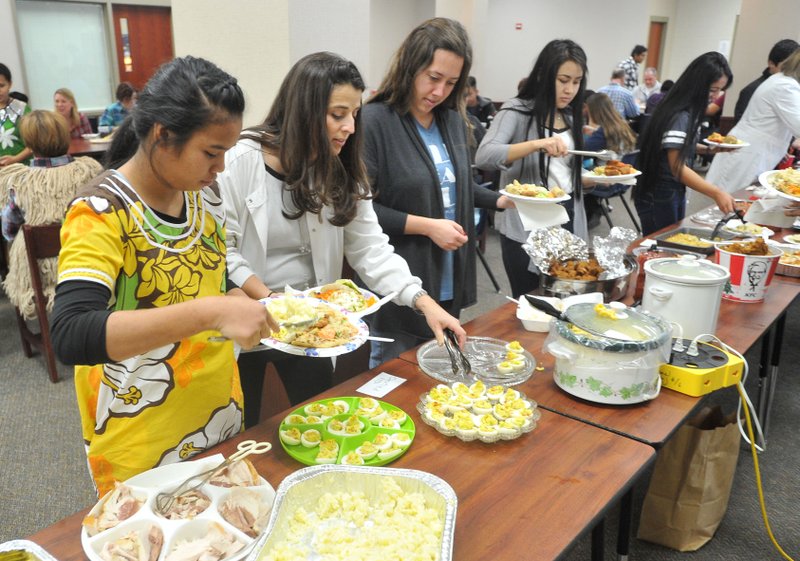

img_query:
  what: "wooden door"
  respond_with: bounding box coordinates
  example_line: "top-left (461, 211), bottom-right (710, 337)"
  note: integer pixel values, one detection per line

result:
top-left (647, 20), bottom-right (666, 72)
top-left (112, 5), bottom-right (173, 91)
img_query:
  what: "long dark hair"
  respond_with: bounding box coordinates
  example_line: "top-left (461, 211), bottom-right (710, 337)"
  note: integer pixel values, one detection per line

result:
top-left (105, 56), bottom-right (244, 169)
top-left (636, 51), bottom-right (732, 192)
top-left (241, 52), bottom-right (370, 227)
top-left (369, 17), bottom-right (472, 122)
top-left (506, 39), bottom-right (588, 189)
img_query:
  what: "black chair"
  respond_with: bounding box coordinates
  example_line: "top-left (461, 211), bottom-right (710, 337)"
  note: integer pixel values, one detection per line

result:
top-left (586, 152), bottom-right (642, 233)
top-left (474, 182), bottom-right (502, 293)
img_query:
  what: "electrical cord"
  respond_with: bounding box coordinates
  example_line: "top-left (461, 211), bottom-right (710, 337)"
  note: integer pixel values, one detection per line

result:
top-left (737, 382), bottom-right (795, 561)
top-left (688, 334), bottom-right (765, 452)
top-left (688, 334), bottom-right (793, 559)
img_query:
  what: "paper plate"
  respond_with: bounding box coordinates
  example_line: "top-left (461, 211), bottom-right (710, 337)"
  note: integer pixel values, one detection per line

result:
top-left (584, 170), bottom-right (642, 184)
top-left (720, 219), bottom-right (774, 238)
top-left (261, 295), bottom-right (369, 357)
top-left (278, 397), bottom-right (414, 466)
top-left (499, 188), bottom-right (570, 204)
top-left (703, 138), bottom-right (749, 149)
top-left (759, 169), bottom-right (800, 202)
top-left (304, 284), bottom-right (380, 316)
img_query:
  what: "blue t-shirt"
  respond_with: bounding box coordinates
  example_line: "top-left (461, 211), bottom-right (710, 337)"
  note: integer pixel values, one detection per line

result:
top-left (415, 119), bottom-right (457, 301)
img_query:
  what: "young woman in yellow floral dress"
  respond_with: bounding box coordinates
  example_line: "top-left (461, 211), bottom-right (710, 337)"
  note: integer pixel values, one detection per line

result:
top-left (50, 56), bottom-right (277, 497)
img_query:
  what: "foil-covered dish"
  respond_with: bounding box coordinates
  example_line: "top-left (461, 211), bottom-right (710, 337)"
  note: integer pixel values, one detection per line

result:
top-left (246, 465), bottom-right (457, 561)
top-left (0, 541), bottom-right (60, 561)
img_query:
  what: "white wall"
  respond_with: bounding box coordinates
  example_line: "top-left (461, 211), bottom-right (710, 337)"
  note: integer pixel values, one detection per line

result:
top-left (725, 0), bottom-right (800, 116)
top-left (288, 0), bottom-right (370, 86)
top-left (368, 0), bottom-right (433, 93)
top-left (1, 0), bottom-right (27, 94)
top-left (480, 0), bottom-right (651, 100)
top-left (172, 0), bottom-right (290, 129)
top-left (664, 0), bottom-right (740, 81)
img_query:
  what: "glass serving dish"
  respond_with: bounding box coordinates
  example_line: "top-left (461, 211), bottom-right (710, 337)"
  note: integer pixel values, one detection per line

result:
top-left (416, 336), bottom-right (536, 386)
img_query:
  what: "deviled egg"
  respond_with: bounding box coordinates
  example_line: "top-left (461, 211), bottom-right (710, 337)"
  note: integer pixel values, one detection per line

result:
top-left (327, 419), bottom-right (346, 435)
top-left (315, 448), bottom-right (338, 464)
top-left (471, 398), bottom-right (493, 415)
top-left (386, 409), bottom-right (407, 425)
top-left (506, 340), bottom-right (524, 352)
top-left (371, 433), bottom-right (392, 450)
top-left (304, 402), bottom-right (327, 416)
top-left (283, 414), bottom-right (306, 425)
top-left (341, 451), bottom-right (365, 465)
top-left (279, 427), bottom-right (301, 446)
top-left (486, 385), bottom-right (505, 401)
top-left (497, 361), bottom-right (514, 375)
top-left (305, 415), bottom-right (322, 425)
top-left (300, 429), bottom-right (321, 448)
top-left (358, 397), bottom-right (379, 412)
top-left (377, 446), bottom-right (403, 461)
top-left (355, 441), bottom-right (379, 460)
top-left (391, 432), bottom-right (412, 448)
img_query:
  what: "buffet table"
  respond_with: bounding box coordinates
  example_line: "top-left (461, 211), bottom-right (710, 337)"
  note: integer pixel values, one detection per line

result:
top-left (28, 357), bottom-right (655, 561)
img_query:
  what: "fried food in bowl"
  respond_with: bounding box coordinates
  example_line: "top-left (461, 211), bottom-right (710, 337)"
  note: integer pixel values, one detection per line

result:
top-left (548, 258), bottom-right (604, 281)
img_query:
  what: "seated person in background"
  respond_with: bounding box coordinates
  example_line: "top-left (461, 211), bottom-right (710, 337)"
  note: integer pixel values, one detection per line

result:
top-left (465, 76), bottom-right (497, 125)
top-left (633, 67), bottom-right (661, 110)
top-left (0, 63), bottom-right (32, 167)
top-left (0, 110), bottom-right (102, 319)
top-left (645, 79), bottom-right (673, 114)
top-left (98, 81), bottom-right (137, 128)
top-left (54, 87), bottom-right (93, 138)
top-left (597, 69), bottom-right (640, 120)
top-left (734, 38), bottom-right (798, 125)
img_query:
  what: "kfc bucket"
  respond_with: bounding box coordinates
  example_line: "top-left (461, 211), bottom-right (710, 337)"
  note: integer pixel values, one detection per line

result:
top-left (713, 240), bottom-right (782, 303)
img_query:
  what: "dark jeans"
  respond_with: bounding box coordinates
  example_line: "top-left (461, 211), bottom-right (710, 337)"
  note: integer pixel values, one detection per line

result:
top-left (634, 186), bottom-right (686, 236)
top-left (237, 348), bottom-right (334, 428)
top-left (500, 234), bottom-right (539, 299)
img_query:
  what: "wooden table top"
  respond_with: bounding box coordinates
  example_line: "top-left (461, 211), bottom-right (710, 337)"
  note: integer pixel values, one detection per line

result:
top-left (68, 137), bottom-right (110, 158)
top-left (400, 264), bottom-right (799, 446)
top-left (28, 358), bottom-right (655, 561)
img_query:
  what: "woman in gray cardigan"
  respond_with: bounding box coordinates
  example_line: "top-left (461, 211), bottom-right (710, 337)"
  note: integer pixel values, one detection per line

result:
top-left (360, 18), bottom-right (512, 367)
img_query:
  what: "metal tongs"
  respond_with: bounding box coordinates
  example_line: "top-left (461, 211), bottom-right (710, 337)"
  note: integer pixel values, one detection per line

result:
top-left (154, 439), bottom-right (272, 515)
top-left (567, 149), bottom-right (616, 160)
top-left (710, 208), bottom-right (745, 240)
top-left (442, 328), bottom-right (471, 381)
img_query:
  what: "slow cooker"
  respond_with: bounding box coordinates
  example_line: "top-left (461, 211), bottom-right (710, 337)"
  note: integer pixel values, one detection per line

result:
top-left (545, 303), bottom-right (672, 405)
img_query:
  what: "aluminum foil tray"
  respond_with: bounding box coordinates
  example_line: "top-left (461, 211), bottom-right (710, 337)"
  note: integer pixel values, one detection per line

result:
top-left (246, 464), bottom-right (457, 561)
top-left (0, 541), bottom-right (60, 561)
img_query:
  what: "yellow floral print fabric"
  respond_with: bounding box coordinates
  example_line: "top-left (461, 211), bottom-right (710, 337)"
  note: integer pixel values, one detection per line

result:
top-left (58, 170), bottom-right (243, 497)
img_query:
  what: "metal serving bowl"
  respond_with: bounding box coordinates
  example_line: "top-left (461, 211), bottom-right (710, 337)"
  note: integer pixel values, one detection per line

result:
top-left (538, 254), bottom-right (637, 302)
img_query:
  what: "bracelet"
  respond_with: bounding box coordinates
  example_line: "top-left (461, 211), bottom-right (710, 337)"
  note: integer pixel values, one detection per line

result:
top-left (411, 289), bottom-right (428, 309)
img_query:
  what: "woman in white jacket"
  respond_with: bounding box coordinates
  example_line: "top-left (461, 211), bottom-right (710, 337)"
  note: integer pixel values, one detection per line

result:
top-left (706, 48), bottom-right (800, 192)
top-left (217, 52), bottom-right (464, 427)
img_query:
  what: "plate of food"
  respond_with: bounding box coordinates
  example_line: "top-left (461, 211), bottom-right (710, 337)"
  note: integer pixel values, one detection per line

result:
top-left (499, 180), bottom-right (570, 203)
top-left (305, 279), bottom-right (379, 315)
top-left (585, 160), bottom-right (641, 183)
top-left (703, 132), bottom-right (749, 148)
top-left (782, 233), bottom-right (800, 245)
top-left (261, 294), bottom-right (368, 357)
top-left (759, 168), bottom-right (800, 201)
top-left (720, 219), bottom-right (774, 238)
top-left (81, 455), bottom-right (275, 561)
top-left (417, 381), bottom-right (540, 443)
top-left (278, 396), bottom-right (414, 467)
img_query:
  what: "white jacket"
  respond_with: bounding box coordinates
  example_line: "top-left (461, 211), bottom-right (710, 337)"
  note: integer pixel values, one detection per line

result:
top-left (706, 73), bottom-right (800, 192)
top-left (218, 139), bottom-right (422, 307)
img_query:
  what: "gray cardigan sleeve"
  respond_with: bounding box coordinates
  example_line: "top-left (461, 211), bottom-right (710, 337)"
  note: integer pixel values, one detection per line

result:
top-left (475, 99), bottom-right (529, 172)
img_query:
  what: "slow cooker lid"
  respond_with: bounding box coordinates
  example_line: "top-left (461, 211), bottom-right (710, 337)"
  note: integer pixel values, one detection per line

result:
top-left (563, 303), bottom-right (671, 346)
top-left (645, 255), bottom-right (729, 284)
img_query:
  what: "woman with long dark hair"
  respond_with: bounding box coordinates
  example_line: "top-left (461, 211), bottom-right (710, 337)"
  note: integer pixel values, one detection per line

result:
top-left (51, 56), bottom-right (274, 496)
top-left (475, 39), bottom-right (588, 298)
top-left (360, 18), bottom-right (509, 366)
top-left (634, 51), bottom-right (736, 235)
top-left (218, 52), bottom-right (464, 425)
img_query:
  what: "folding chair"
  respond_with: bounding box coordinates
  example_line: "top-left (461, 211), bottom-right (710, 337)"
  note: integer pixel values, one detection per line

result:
top-left (14, 223), bottom-right (62, 383)
top-left (586, 151), bottom-right (642, 233)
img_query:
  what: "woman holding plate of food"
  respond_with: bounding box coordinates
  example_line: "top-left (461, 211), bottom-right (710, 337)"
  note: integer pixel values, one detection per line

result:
top-left (705, 48), bottom-right (800, 193)
top-left (476, 39), bottom-right (589, 298)
top-left (633, 51), bottom-right (736, 235)
top-left (218, 52), bottom-right (464, 427)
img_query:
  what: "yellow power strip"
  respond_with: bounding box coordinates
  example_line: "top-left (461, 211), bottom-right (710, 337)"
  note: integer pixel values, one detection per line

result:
top-left (659, 341), bottom-right (745, 397)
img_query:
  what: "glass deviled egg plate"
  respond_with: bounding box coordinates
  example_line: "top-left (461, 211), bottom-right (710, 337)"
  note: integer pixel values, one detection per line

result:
top-left (81, 456), bottom-right (276, 561)
top-left (416, 337), bottom-right (536, 386)
top-left (416, 380), bottom-right (541, 443)
top-left (278, 397), bottom-right (415, 467)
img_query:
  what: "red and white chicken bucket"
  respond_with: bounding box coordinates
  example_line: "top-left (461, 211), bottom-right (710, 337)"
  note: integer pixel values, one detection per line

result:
top-left (714, 244), bottom-right (782, 302)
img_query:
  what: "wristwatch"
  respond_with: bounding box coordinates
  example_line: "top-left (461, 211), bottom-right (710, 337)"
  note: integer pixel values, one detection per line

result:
top-left (411, 289), bottom-right (428, 309)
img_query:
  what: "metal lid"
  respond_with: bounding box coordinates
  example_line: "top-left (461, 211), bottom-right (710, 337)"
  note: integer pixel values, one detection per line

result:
top-left (556, 302), bottom-right (672, 352)
top-left (644, 255), bottom-right (729, 285)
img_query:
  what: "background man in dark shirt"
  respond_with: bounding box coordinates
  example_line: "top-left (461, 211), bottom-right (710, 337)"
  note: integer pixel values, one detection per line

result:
top-left (734, 39), bottom-right (799, 124)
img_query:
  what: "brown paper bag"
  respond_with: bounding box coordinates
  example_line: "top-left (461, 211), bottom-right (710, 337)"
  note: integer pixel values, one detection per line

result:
top-left (637, 405), bottom-right (740, 551)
